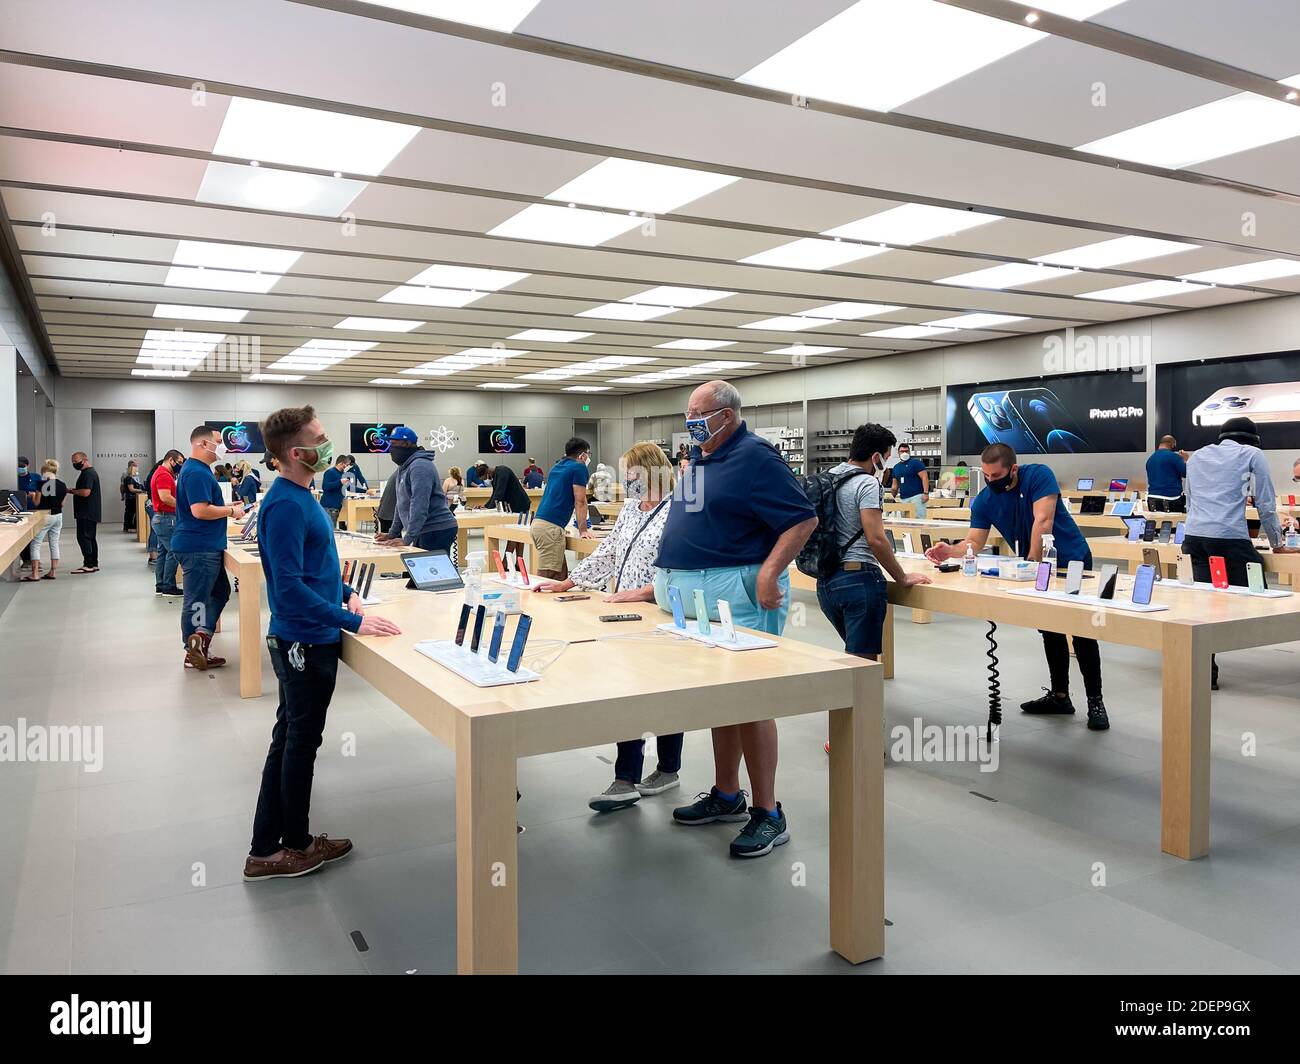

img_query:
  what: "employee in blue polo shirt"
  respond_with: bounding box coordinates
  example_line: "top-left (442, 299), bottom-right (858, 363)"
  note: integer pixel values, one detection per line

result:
top-left (532, 437), bottom-right (595, 579)
top-left (886, 443), bottom-right (929, 517)
top-left (14, 456), bottom-right (42, 571)
top-left (171, 425), bottom-right (245, 670)
top-left (1145, 435), bottom-right (1188, 512)
top-left (244, 404), bottom-right (401, 883)
top-left (925, 442), bottom-right (1109, 731)
top-left (319, 454), bottom-right (348, 527)
top-left (657, 380), bottom-right (818, 858)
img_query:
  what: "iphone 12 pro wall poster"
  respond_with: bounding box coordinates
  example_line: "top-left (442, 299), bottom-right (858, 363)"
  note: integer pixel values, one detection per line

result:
top-left (947, 370), bottom-right (1146, 456)
top-left (1158, 350), bottom-right (1300, 449)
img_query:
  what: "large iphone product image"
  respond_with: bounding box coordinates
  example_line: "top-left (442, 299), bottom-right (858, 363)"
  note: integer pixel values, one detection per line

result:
top-left (1209, 556), bottom-right (1230, 589)
top-left (454, 603), bottom-right (471, 646)
top-left (1097, 564), bottom-right (1119, 600)
top-left (487, 609), bottom-right (507, 663)
top-left (667, 585), bottom-right (686, 629)
top-left (1035, 561), bottom-right (1053, 591)
top-left (1174, 521), bottom-right (1186, 545)
top-left (1177, 554), bottom-right (1193, 583)
top-left (1142, 547), bottom-right (1163, 578)
top-left (1065, 559), bottom-right (1084, 594)
top-left (469, 603), bottom-right (487, 652)
top-left (966, 387), bottom-right (1093, 454)
top-left (1192, 383), bottom-right (1300, 426)
top-left (506, 614), bottom-right (532, 672)
top-left (1246, 561), bottom-right (1266, 592)
top-left (693, 588), bottom-right (711, 635)
top-left (1131, 563), bottom-right (1156, 605)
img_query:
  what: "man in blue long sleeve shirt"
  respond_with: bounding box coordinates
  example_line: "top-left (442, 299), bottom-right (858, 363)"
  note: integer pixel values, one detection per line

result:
top-left (244, 404), bottom-right (401, 883)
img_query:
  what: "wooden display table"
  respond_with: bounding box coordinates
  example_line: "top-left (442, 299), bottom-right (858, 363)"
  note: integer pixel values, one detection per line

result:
top-left (341, 589), bottom-right (883, 973)
top-left (0, 514), bottom-right (40, 572)
top-left (454, 510), bottom-right (528, 563)
top-left (136, 493), bottom-right (150, 544)
top-left (341, 495), bottom-right (379, 531)
top-left (222, 535), bottom-right (417, 699)
top-left (481, 522), bottom-right (602, 574)
top-left (1089, 536), bottom-right (1300, 584)
top-left (463, 486), bottom-right (544, 512)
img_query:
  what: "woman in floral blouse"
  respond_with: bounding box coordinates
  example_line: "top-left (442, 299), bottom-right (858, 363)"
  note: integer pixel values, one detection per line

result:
top-left (538, 441), bottom-right (681, 812)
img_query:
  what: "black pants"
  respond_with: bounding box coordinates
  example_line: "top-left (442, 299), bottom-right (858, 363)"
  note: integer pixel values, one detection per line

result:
top-left (1039, 632), bottom-right (1103, 700)
top-left (123, 498), bottom-right (136, 532)
top-left (1184, 535), bottom-right (1265, 684)
top-left (75, 518), bottom-right (98, 568)
top-left (1146, 495), bottom-right (1186, 513)
top-left (377, 517), bottom-right (392, 534)
top-left (250, 638), bottom-right (340, 857)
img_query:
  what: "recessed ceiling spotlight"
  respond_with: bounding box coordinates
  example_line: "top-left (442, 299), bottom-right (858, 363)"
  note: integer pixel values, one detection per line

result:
top-left (1025, 12), bottom-right (1040, 24)
top-left (249, 159), bottom-right (260, 167)
top-left (1288, 90), bottom-right (1298, 101)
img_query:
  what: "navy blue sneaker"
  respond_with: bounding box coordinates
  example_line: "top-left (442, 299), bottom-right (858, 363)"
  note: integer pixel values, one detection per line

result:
top-left (672, 787), bottom-right (749, 825)
top-left (730, 804), bottom-right (790, 858)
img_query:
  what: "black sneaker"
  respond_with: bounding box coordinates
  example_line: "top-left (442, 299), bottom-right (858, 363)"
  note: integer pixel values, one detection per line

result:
top-left (1086, 696), bottom-right (1110, 731)
top-left (730, 804), bottom-right (790, 858)
top-left (156, 587), bottom-right (182, 597)
top-left (672, 787), bottom-right (749, 826)
top-left (1020, 688), bottom-right (1076, 715)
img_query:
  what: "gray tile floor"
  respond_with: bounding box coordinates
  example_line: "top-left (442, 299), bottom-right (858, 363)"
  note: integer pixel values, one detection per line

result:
top-left (3, 529), bottom-right (1299, 974)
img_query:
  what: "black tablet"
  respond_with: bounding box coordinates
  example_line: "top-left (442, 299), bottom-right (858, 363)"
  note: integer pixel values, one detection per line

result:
top-left (401, 550), bottom-right (464, 592)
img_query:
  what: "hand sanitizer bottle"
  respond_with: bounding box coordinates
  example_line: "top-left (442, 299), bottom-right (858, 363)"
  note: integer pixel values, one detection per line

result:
top-left (962, 542), bottom-right (977, 577)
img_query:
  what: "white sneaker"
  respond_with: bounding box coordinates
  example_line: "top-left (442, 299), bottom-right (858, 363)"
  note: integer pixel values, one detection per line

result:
top-left (635, 769), bottom-right (680, 797)
top-left (588, 780), bottom-right (641, 812)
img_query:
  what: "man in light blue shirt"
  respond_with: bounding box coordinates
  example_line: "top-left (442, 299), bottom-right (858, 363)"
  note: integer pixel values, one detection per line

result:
top-left (1185, 417), bottom-right (1299, 689)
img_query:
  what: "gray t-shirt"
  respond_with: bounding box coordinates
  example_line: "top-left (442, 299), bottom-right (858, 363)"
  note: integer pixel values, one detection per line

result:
top-left (828, 463), bottom-right (881, 567)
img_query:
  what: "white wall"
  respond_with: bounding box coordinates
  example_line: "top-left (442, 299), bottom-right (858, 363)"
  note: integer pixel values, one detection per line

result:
top-left (48, 378), bottom-right (631, 487)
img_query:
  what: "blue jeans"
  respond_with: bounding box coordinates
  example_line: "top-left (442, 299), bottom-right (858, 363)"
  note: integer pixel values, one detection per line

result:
top-left (175, 550), bottom-right (230, 645)
top-left (145, 500), bottom-right (159, 553)
top-left (653, 563), bottom-right (789, 635)
top-left (614, 734), bottom-right (684, 783)
top-left (816, 565), bottom-right (889, 656)
top-left (151, 512), bottom-right (179, 590)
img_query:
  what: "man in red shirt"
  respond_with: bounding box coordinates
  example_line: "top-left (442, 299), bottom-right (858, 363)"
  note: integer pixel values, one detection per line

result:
top-left (151, 449), bottom-right (184, 597)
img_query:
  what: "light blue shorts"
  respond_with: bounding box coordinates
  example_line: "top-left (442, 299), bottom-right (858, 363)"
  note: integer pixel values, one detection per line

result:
top-left (903, 493), bottom-right (927, 518)
top-left (653, 564), bottom-right (789, 636)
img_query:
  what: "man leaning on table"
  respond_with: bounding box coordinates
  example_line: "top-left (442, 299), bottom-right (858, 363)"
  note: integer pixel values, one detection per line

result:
top-left (1185, 416), bottom-right (1299, 691)
top-left (925, 441), bottom-right (1111, 731)
top-left (244, 405), bottom-right (401, 882)
top-left (657, 380), bottom-right (818, 858)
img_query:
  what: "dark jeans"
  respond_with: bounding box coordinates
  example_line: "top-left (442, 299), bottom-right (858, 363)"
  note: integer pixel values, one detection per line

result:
top-left (250, 638), bottom-right (340, 856)
top-left (151, 512), bottom-right (179, 591)
top-left (377, 517), bottom-right (392, 534)
top-left (414, 525), bottom-right (456, 552)
top-left (123, 497), bottom-right (137, 532)
top-left (614, 733), bottom-right (684, 784)
top-left (75, 518), bottom-right (98, 568)
top-left (1040, 632), bottom-right (1103, 700)
top-left (816, 565), bottom-right (889, 656)
top-left (175, 550), bottom-right (230, 643)
top-left (1147, 495), bottom-right (1186, 513)
top-left (1184, 534), bottom-right (1265, 684)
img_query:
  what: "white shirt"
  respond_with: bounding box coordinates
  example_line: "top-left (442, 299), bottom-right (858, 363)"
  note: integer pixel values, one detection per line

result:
top-left (570, 498), bottom-right (670, 592)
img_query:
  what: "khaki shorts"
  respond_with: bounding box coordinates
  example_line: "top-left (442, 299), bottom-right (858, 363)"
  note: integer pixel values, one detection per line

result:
top-left (531, 518), bottom-right (568, 575)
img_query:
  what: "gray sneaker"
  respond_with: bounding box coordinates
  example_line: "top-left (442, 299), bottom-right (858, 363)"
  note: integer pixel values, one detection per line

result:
top-left (635, 769), bottom-right (680, 797)
top-left (588, 779), bottom-right (642, 813)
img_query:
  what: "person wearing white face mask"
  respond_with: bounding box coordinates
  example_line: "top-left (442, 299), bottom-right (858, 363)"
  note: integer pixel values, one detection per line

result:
top-left (531, 436), bottom-right (595, 580)
top-left (171, 425), bottom-right (245, 670)
top-left (885, 442), bottom-right (929, 517)
top-left (538, 442), bottom-right (681, 812)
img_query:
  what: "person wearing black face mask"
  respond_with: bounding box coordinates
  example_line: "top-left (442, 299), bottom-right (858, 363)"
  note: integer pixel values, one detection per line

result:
top-left (68, 451), bottom-right (101, 573)
top-left (925, 442), bottom-right (1110, 731)
top-left (375, 426), bottom-right (457, 552)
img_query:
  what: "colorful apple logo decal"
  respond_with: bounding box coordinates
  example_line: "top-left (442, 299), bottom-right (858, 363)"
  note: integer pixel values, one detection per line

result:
top-left (363, 424), bottom-right (390, 453)
top-left (223, 421), bottom-right (251, 453)
top-left (489, 425), bottom-right (515, 453)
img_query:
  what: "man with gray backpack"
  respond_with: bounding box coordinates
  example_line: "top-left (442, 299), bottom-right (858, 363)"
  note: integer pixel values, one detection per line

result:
top-left (799, 424), bottom-right (931, 752)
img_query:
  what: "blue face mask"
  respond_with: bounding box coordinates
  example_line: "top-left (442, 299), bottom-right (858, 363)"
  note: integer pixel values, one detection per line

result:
top-left (685, 409), bottom-right (728, 445)
top-left (17, 466), bottom-right (27, 476)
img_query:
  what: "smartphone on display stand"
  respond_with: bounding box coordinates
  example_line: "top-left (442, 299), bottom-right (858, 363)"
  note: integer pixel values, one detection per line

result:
top-left (487, 609), bottom-right (507, 663)
top-left (469, 604), bottom-right (487, 652)
top-left (1131, 563), bottom-right (1156, 606)
top-left (902, 533), bottom-right (915, 554)
top-left (1174, 522), bottom-right (1186, 545)
top-left (692, 588), bottom-right (711, 635)
top-left (1125, 520), bottom-right (1143, 542)
top-left (1246, 561), bottom-right (1266, 593)
top-left (1209, 556), bottom-right (1229, 589)
top-left (667, 585), bottom-right (686, 629)
top-left (1176, 554), bottom-right (1193, 584)
top-left (555, 594), bottom-right (589, 602)
top-left (506, 614), bottom-right (532, 673)
top-left (1157, 522), bottom-right (1173, 544)
top-left (454, 603), bottom-right (471, 646)
top-left (1097, 564), bottom-right (1119, 600)
top-left (920, 534), bottom-right (933, 551)
top-left (1034, 561), bottom-right (1052, 591)
top-left (1142, 547), bottom-right (1163, 579)
top-left (717, 599), bottom-right (736, 641)
top-left (1142, 520), bottom-right (1157, 542)
top-left (1065, 559), bottom-right (1084, 595)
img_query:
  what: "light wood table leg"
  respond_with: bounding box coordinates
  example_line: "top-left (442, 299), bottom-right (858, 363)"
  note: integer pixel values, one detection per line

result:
top-left (456, 527), bottom-right (468, 566)
top-left (236, 560), bottom-right (262, 699)
top-left (455, 708), bottom-right (518, 974)
top-left (828, 662), bottom-right (885, 963)
top-left (881, 603), bottom-right (895, 680)
top-left (910, 608), bottom-right (932, 624)
top-left (1161, 625), bottom-right (1211, 859)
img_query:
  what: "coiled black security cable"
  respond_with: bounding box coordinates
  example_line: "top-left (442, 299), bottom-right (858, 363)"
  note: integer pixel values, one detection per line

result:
top-left (986, 621), bottom-right (1002, 744)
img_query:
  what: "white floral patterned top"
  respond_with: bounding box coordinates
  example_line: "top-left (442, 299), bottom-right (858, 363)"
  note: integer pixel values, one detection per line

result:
top-left (569, 498), bottom-right (670, 592)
